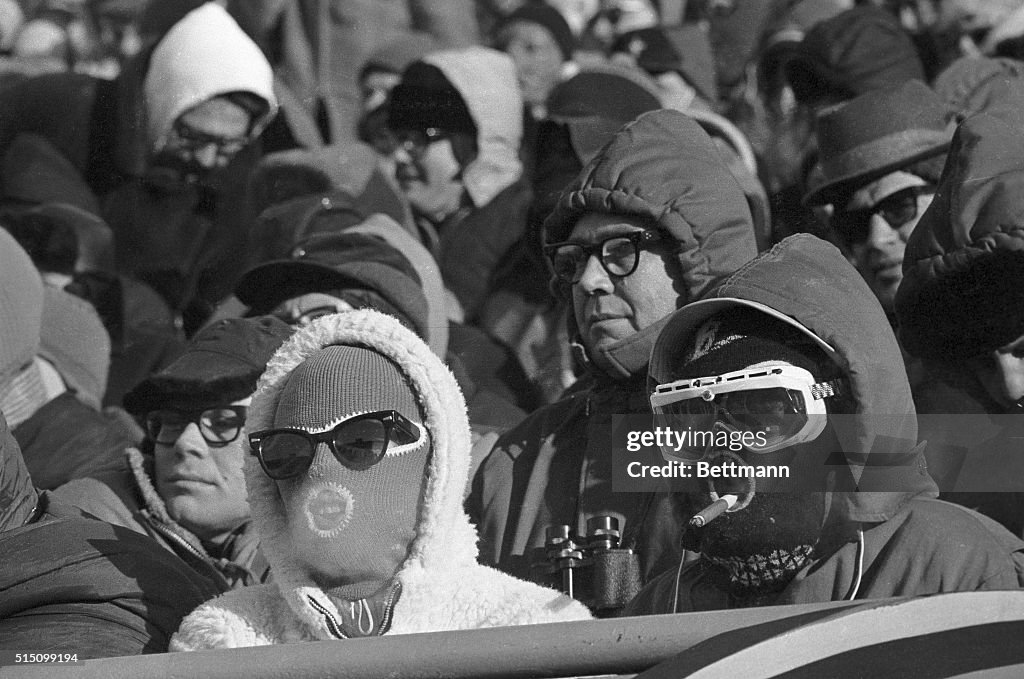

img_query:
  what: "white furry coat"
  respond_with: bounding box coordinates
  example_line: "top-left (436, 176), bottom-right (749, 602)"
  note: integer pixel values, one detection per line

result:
top-left (171, 311), bottom-right (590, 650)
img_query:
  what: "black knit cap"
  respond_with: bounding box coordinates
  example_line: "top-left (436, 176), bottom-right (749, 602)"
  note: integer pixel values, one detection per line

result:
top-left (611, 27), bottom-right (682, 76)
top-left (123, 316), bottom-right (294, 415)
top-left (235, 231), bottom-right (430, 340)
top-left (674, 308), bottom-right (832, 381)
top-left (387, 62), bottom-right (478, 135)
top-left (784, 6), bottom-right (925, 106)
top-left (495, 1), bottom-right (575, 61)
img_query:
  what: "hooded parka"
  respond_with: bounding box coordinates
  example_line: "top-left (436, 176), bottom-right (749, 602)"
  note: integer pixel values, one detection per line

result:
top-left (627, 234), bottom-right (1024, 614)
top-left (896, 79), bottom-right (1024, 537)
top-left (467, 109), bottom-right (759, 600)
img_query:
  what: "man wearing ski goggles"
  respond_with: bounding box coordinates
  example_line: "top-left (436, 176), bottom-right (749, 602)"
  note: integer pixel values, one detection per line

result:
top-left (625, 236), bottom-right (1024, 618)
top-left (634, 295), bottom-right (852, 612)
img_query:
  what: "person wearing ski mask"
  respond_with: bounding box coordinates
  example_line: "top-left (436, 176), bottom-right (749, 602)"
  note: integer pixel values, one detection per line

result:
top-left (625, 235), bottom-right (1024, 613)
top-left (170, 310), bottom-right (590, 649)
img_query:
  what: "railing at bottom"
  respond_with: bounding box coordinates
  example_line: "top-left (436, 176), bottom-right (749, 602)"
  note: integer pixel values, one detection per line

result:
top-left (0, 599), bottom-right (871, 679)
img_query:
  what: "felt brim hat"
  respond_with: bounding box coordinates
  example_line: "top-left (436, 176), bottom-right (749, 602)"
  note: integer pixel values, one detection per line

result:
top-left (803, 79), bottom-right (953, 207)
top-left (783, 5), bottom-right (925, 105)
top-left (650, 298), bottom-right (838, 386)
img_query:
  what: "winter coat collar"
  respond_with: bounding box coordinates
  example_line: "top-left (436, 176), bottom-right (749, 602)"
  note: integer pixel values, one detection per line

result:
top-left (125, 447), bottom-right (260, 589)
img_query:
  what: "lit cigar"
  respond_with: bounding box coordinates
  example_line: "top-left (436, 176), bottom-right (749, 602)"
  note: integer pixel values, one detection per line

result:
top-left (688, 494), bottom-right (739, 528)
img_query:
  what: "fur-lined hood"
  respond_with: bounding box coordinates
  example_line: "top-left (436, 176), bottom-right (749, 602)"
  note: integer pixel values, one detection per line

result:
top-left (244, 310), bottom-right (481, 635)
top-left (171, 310), bottom-right (590, 649)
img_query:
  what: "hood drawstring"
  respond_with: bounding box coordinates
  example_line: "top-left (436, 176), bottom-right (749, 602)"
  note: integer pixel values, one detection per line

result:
top-left (846, 528), bottom-right (865, 601)
top-left (309, 581), bottom-right (403, 639)
top-left (351, 598), bottom-right (374, 635)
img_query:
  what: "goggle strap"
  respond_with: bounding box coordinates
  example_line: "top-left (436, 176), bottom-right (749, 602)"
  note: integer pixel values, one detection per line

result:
top-left (810, 378), bottom-right (846, 400)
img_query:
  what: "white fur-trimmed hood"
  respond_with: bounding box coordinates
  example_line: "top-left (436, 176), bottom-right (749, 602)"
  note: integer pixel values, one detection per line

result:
top-left (244, 309), bottom-right (479, 637)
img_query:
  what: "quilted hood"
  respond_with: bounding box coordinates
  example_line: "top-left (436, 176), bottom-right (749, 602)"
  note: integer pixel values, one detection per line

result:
top-left (544, 108), bottom-right (758, 304)
top-left (896, 79), bottom-right (1024, 361)
top-left (652, 234), bottom-right (938, 525)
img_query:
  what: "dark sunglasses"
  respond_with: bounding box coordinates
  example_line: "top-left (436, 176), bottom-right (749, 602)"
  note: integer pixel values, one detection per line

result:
top-left (543, 230), bottom-right (670, 285)
top-left (145, 406), bottom-right (248, 448)
top-left (248, 410), bottom-right (422, 480)
top-left (832, 186), bottom-right (930, 245)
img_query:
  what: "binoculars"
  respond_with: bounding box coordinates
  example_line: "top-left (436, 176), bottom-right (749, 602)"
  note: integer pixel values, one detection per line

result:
top-left (530, 516), bottom-right (642, 614)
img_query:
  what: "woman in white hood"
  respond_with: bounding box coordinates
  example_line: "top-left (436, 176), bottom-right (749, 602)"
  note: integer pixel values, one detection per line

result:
top-left (171, 310), bottom-right (590, 649)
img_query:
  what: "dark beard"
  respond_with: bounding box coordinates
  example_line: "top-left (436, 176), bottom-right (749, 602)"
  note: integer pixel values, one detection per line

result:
top-left (693, 491), bottom-right (826, 599)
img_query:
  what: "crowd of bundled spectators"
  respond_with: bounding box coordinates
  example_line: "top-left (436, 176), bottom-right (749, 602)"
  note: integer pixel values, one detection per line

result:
top-left (3, 0), bottom-right (1024, 663)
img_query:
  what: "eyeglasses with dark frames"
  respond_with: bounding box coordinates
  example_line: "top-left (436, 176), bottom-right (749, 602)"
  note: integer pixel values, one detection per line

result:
top-left (543, 230), bottom-right (671, 285)
top-left (145, 406), bottom-right (248, 448)
top-left (272, 304), bottom-right (347, 327)
top-left (832, 186), bottom-right (931, 246)
top-left (248, 410), bottom-right (422, 480)
top-left (393, 127), bottom-right (451, 159)
top-left (167, 120), bottom-right (251, 159)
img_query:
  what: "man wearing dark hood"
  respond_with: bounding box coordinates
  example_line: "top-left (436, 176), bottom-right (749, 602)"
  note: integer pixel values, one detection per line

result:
top-left (626, 235), bottom-right (1024, 613)
top-left (467, 109), bottom-right (759, 612)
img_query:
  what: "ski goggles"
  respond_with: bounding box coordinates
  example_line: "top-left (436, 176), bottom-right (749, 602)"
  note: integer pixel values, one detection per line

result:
top-left (649, 365), bottom-right (845, 463)
top-left (249, 410), bottom-right (423, 479)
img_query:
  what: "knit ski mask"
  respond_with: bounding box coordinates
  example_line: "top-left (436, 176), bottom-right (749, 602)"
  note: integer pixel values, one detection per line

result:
top-left (272, 344), bottom-right (429, 600)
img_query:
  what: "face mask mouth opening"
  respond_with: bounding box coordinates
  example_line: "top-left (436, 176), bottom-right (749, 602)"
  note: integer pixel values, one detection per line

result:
top-left (704, 449), bottom-right (755, 511)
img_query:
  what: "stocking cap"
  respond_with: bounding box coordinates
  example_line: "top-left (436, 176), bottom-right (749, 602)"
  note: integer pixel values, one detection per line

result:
top-left (388, 62), bottom-right (478, 136)
top-left (674, 307), bottom-right (834, 380)
top-left (651, 297), bottom-right (839, 387)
